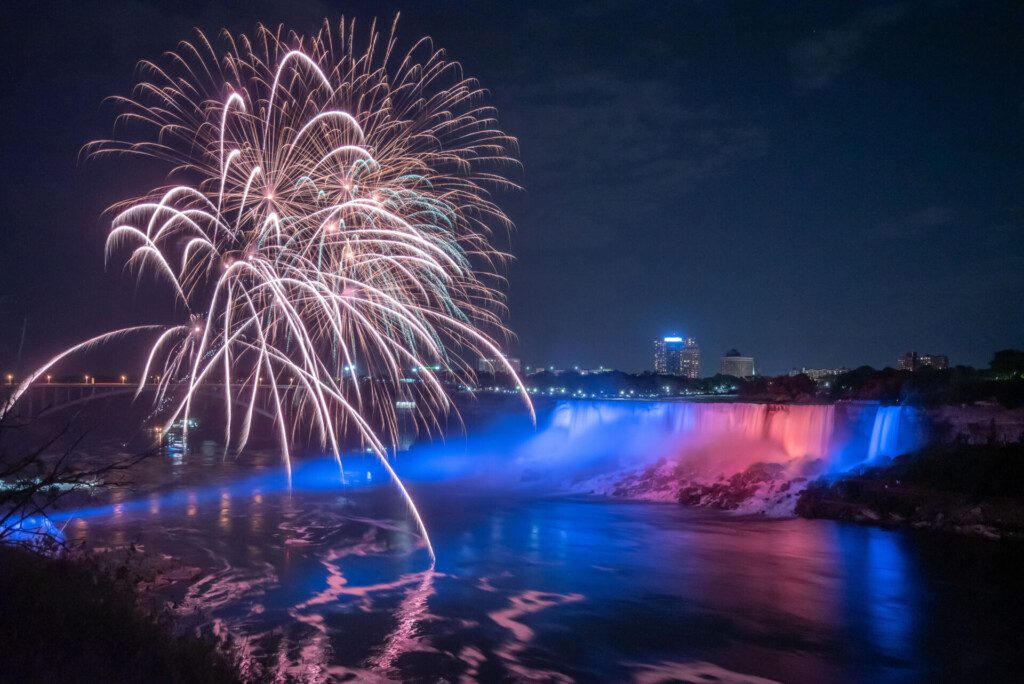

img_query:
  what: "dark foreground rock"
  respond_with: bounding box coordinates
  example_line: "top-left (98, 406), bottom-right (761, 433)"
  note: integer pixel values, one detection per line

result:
top-left (0, 544), bottom-right (243, 683)
top-left (796, 443), bottom-right (1024, 539)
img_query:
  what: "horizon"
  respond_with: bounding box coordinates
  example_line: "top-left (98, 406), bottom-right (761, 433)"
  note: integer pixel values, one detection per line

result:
top-left (1, 1), bottom-right (1022, 376)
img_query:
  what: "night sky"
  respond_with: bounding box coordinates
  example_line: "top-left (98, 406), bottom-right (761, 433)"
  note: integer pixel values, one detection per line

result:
top-left (1, 1), bottom-right (1022, 375)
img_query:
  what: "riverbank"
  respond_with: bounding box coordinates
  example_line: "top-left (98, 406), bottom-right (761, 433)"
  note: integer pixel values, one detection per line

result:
top-left (796, 442), bottom-right (1024, 540)
top-left (0, 544), bottom-right (244, 683)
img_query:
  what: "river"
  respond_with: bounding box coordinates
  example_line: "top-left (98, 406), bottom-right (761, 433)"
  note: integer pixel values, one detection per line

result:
top-left (53, 441), bottom-right (1024, 683)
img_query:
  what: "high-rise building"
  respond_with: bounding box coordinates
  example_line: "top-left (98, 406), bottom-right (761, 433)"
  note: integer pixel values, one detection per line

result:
top-left (654, 337), bottom-right (677, 374)
top-left (680, 337), bottom-right (700, 379)
top-left (897, 352), bottom-right (949, 371)
top-left (654, 335), bottom-right (700, 378)
top-left (719, 349), bottom-right (755, 378)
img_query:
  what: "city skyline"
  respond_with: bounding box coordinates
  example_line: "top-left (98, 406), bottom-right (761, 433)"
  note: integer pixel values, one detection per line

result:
top-left (0, 6), bottom-right (1021, 684)
top-left (1, 1), bottom-right (1022, 377)
top-left (0, 327), bottom-right (976, 381)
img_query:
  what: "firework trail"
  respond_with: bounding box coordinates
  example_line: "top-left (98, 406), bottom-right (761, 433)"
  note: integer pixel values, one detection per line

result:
top-left (7, 17), bottom-right (533, 560)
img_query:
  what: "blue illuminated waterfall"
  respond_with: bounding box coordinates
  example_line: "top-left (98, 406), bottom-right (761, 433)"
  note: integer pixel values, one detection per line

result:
top-left (514, 400), bottom-right (920, 480)
top-left (867, 406), bottom-right (906, 460)
top-left (395, 399), bottom-right (923, 492)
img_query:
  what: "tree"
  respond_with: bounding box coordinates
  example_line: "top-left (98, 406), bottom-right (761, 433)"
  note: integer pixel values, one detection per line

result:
top-left (990, 349), bottom-right (1024, 378)
top-left (0, 406), bottom-right (152, 548)
top-left (739, 373), bottom-right (817, 403)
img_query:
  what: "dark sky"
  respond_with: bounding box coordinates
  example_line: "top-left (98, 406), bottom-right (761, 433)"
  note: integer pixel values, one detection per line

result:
top-left (1, 1), bottom-right (1022, 375)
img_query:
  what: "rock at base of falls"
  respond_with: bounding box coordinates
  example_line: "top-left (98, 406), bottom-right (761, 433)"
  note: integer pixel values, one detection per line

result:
top-left (569, 458), bottom-right (825, 517)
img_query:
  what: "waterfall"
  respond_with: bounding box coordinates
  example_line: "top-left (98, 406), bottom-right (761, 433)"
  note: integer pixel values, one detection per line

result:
top-left (545, 400), bottom-right (836, 460)
top-left (532, 400), bottom-right (918, 476)
top-left (394, 398), bottom-right (924, 514)
top-left (866, 405), bottom-right (913, 461)
top-left (494, 399), bottom-right (925, 513)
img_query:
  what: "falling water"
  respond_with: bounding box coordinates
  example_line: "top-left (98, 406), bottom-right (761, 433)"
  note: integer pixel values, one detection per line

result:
top-left (867, 406), bottom-right (906, 460)
top-left (483, 399), bottom-right (925, 513)
top-left (510, 400), bottom-right (921, 489)
top-left (545, 400), bottom-right (836, 458)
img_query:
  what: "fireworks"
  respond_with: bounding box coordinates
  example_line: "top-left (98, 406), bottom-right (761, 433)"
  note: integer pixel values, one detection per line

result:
top-left (9, 17), bottom-right (533, 560)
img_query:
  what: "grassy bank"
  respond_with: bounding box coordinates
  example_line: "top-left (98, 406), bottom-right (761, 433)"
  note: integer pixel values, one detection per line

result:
top-left (797, 442), bottom-right (1024, 539)
top-left (0, 544), bottom-right (243, 683)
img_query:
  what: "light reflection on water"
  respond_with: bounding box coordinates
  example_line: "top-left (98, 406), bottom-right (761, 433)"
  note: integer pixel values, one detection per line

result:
top-left (52, 447), bottom-right (1024, 683)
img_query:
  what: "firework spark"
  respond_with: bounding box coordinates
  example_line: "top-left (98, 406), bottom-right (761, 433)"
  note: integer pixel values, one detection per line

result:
top-left (8, 17), bottom-right (533, 560)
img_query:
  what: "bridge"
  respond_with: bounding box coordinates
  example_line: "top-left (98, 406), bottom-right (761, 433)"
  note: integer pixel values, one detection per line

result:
top-left (5, 382), bottom-right (301, 420)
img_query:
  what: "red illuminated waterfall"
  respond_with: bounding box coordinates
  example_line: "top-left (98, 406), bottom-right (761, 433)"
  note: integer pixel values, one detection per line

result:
top-left (520, 400), bottom-right (914, 514)
top-left (548, 401), bottom-right (836, 460)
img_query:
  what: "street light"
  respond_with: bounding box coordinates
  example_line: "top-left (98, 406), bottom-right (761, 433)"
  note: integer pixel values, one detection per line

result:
top-left (4, 373), bottom-right (12, 385)
top-left (120, 375), bottom-right (127, 384)
top-left (46, 374), bottom-right (52, 383)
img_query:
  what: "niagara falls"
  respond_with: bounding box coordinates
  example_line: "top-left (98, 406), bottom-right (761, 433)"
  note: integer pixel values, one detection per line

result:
top-left (3, 3), bottom-right (1024, 682)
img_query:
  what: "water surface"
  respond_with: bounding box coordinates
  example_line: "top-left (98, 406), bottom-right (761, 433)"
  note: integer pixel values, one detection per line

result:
top-left (59, 446), bottom-right (1024, 682)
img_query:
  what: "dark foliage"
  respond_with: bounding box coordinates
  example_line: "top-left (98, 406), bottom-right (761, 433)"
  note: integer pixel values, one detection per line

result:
top-left (0, 407), bottom-right (153, 547)
top-left (797, 442), bottom-right (1024, 537)
top-left (828, 361), bottom-right (1024, 408)
top-left (991, 349), bottom-right (1024, 379)
top-left (861, 442), bottom-right (1024, 503)
top-left (480, 369), bottom-right (743, 398)
top-left (737, 374), bottom-right (817, 403)
top-left (476, 349), bottom-right (1024, 407)
top-left (0, 545), bottom-right (242, 683)
top-left (0, 401), bottom-right (246, 681)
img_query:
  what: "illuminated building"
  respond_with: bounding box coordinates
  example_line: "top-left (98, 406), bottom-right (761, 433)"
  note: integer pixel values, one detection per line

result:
top-left (680, 337), bottom-right (701, 378)
top-left (897, 352), bottom-right (949, 371)
top-left (478, 356), bottom-right (522, 375)
top-left (654, 335), bottom-right (700, 378)
top-left (790, 367), bottom-right (849, 381)
top-left (719, 349), bottom-right (755, 378)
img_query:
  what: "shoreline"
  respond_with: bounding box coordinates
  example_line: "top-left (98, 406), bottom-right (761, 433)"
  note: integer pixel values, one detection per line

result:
top-left (793, 444), bottom-right (1024, 541)
top-left (0, 543), bottom-right (244, 683)
top-left (579, 441), bottom-right (1024, 541)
